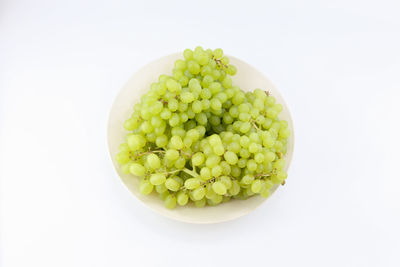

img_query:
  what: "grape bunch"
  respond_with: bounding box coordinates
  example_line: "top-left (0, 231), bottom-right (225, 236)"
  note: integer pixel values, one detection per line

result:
top-left (115, 47), bottom-right (290, 209)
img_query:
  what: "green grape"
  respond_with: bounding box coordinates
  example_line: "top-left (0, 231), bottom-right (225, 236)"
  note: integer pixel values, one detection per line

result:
top-left (180, 111), bottom-right (190, 122)
top-left (220, 176), bottom-right (232, 189)
top-left (165, 149), bottom-right (179, 161)
top-left (251, 179), bottom-right (262, 193)
top-left (249, 143), bottom-right (259, 154)
top-left (201, 65), bottom-right (212, 76)
top-left (165, 178), bottom-right (180, 191)
top-left (228, 180), bottom-right (241, 196)
top-left (231, 166), bottom-right (241, 178)
top-left (188, 60), bottom-right (200, 74)
top-left (195, 113), bottom-right (207, 125)
top-left (220, 161), bottom-right (231, 175)
top-left (177, 191), bottom-right (189, 206)
top-left (279, 128), bottom-right (291, 139)
top-left (169, 114), bottom-right (180, 127)
top-left (118, 143), bottom-right (130, 153)
top-left (192, 152), bottom-right (205, 166)
top-left (254, 153), bottom-right (265, 163)
top-left (226, 65), bottom-right (237, 75)
top-left (202, 75), bottom-right (214, 87)
top-left (212, 181), bottom-right (227, 195)
top-left (203, 144), bottom-right (213, 156)
top-left (199, 167), bottom-right (211, 180)
top-left (174, 157), bottom-right (186, 169)
top-left (209, 82), bottom-right (222, 94)
top-left (213, 144), bottom-right (225, 156)
top-left (213, 48), bottom-right (223, 58)
top-left (146, 154), bottom-right (160, 170)
top-left (192, 100), bottom-right (202, 113)
top-left (239, 122), bottom-right (251, 133)
top-left (127, 134), bottom-right (146, 151)
top-left (237, 158), bottom-right (247, 168)
top-left (183, 136), bottom-right (192, 148)
top-left (116, 151), bottom-right (130, 164)
top-left (192, 187), bottom-right (206, 200)
top-left (160, 109), bottom-right (172, 120)
top-left (155, 183), bottom-right (168, 194)
top-left (130, 163), bottom-right (146, 177)
top-left (266, 108), bottom-right (278, 119)
top-left (239, 136), bottom-right (250, 148)
top-left (183, 49), bottom-right (193, 60)
top-left (186, 128), bottom-right (200, 140)
top-left (180, 91), bottom-right (195, 103)
top-left (209, 115), bottom-right (221, 126)
top-left (246, 187), bottom-right (255, 196)
top-left (273, 158), bottom-right (285, 170)
top-left (150, 173), bottom-right (166, 185)
top-left (156, 135), bottom-right (168, 147)
top-left (164, 194), bottom-right (177, 209)
top-left (184, 178), bottom-right (201, 189)
top-left (210, 98), bottom-right (222, 111)
top-left (241, 174), bottom-right (254, 185)
top-left (212, 165), bottom-right (223, 177)
top-left (175, 59), bottom-right (187, 70)
top-left (261, 189), bottom-right (270, 198)
top-left (139, 180), bottom-right (154, 195)
top-left (173, 69), bottom-right (183, 80)
top-left (209, 194), bottom-right (223, 205)
top-left (166, 79), bottom-right (181, 92)
top-left (264, 179), bottom-right (274, 190)
top-left (178, 102), bottom-right (188, 112)
top-left (222, 113), bottom-right (234, 124)
top-left (124, 118), bottom-right (137, 131)
top-left (239, 148), bottom-right (250, 159)
top-left (171, 127), bottom-right (186, 138)
top-left (221, 56), bottom-right (229, 65)
top-left (209, 134), bottom-right (222, 146)
top-left (159, 191), bottom-right (169, 200)
top-left (224, 151), bottom-right (238, 165)
top-left (201, 99), bottom-right (210, 110)
top-left (168, 98), bottom-right (179, 111)
top-left (169, 135), bottom-right (183, 150)
top-left (121, 162), bottom-right (132, 174)
top-left (179, 75), bottom-right (189, 86)
top-left (200, 88), bottom-right (212, 99)
top-left (205, 154), bottom-right (221, 168)
top-left (194, 198), bottom-right (206, 207)
top-left (232, 91), bottom-right (245, 105)
top-left (247, 159), bottom-right (257, 171)
top-left (276, 170), bottom-right (288, 180)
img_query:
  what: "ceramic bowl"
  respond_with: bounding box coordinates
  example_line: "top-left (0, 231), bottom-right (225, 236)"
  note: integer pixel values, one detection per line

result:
top-left (107, 52), bottom-right (294, 224)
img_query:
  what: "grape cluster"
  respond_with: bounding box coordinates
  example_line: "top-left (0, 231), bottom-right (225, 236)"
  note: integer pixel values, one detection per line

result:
top-left (115, 47), bottom-right (290, 209)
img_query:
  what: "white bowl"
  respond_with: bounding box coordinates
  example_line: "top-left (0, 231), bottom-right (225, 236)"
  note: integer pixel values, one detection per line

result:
top-left (107, 52), bottom-right (294, 224)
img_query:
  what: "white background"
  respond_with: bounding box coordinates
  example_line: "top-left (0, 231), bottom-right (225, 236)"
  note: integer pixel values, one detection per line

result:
top-left (1, 1), bottom-right (400, 266)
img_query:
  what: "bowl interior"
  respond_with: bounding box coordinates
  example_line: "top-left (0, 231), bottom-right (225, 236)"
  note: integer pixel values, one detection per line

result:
top-left (107, 53), bottom-right (294, 224)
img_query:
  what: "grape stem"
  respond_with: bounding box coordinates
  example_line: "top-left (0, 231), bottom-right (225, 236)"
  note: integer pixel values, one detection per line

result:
top-left (136, 150), bottom-right (165, 157)
top-left (250, 120), bottom-right (259, 130)
top-left (255, 173), bottom-right (271, 178)
top-left (212, 57), bottom-right (227, 69)
top-left (180, 150), bottom-right (193, 158)
top-left (164, 169), bottom-right (181, 175)
top-left (182, 168), bottom-right (198, 178)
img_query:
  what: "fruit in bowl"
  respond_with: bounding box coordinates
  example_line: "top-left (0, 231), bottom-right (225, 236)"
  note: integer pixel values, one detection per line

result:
top-left (112, 47), bottom-right (292, 211)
